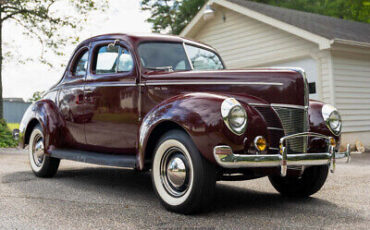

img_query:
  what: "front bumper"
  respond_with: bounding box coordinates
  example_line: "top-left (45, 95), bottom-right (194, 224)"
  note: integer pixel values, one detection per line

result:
top-left (213, 132), bottom-right (351, 177)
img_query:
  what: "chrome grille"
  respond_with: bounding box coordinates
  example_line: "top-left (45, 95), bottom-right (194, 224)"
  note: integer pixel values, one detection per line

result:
top-left (272, 107), bottom-right (308, 153)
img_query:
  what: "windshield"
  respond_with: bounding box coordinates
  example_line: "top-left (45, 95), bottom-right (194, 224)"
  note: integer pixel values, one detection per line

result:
top-left (138, 42), bottom-right (224, 71)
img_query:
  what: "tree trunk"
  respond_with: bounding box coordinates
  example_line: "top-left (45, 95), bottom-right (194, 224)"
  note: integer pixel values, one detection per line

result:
top-left (0, 16), bottom-right (3, 119)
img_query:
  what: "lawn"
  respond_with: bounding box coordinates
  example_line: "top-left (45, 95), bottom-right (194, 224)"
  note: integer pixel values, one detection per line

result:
top-left (7, 123), bottom-right (19, 131)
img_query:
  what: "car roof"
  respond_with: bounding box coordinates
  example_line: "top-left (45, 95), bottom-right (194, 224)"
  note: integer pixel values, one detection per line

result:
top-left (78, 33), bottom-right (217, 52)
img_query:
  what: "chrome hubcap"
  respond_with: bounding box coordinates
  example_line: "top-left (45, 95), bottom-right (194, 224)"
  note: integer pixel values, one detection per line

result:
top-left (160, 147), bottom-right (190, 197)
top-left (33, 134), bottom-right (44, 167)
top-left (167, 157), bottom-right (187, 188)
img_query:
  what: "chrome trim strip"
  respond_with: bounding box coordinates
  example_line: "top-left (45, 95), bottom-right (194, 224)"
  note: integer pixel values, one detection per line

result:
top-left (271, 103), bottom-right (308, 109)
top-left (182, 42), bottom-right (194, 70)
top-left (198, 69), bottom-right (297, 73)
top-left (267, 127), bottom-right (284, 131)
top-left (144, 82), bottom-right (283, 86)
top-left (248, 103), bottom-right (270, 107)
top-left (86, 82), bottom-right (137, 87)
top-left (84, 82), bottom-right (283, 87)
top-left (56, 82), bottom-right (138, 90)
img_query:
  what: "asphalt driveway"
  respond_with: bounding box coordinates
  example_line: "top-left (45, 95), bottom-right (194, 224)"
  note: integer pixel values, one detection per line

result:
top-left (0, 148), bottom-right (369, 229)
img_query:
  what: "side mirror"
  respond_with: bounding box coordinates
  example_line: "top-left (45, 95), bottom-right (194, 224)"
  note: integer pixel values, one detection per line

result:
top-left (309, 82), bottom-right (316, 94)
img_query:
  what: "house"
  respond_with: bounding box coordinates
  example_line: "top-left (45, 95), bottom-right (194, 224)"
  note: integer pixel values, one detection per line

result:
top-left (180, 0), bottom-right (370, 149)
top-left (3, 98), bottom-right (31, 123)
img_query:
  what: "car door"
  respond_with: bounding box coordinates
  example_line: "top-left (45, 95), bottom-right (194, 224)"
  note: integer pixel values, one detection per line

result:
top-left (57, 47), bottom-right (90, 146)
top-left (83, 40), bottom-right (139, 154)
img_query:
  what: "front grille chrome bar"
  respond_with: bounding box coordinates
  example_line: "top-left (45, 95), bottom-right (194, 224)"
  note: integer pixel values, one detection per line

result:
top-left (213, 132), bottom-right (351, 177)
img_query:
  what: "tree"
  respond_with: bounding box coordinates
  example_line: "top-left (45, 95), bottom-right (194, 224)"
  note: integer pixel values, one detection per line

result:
top-left (141, 0), bottom-right (206, 34)
top-left (254, 0), bottom-right (370, 23)
top-left (141, 0), bottom-right (369, 35)
top-left (28, 90), bottom-right (45, 102)
top-left (0, 0), bottom-right (109, 119)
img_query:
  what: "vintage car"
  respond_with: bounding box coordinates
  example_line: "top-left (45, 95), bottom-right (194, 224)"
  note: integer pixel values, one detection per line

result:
top-left (16, 33), bottom-right (350, 214)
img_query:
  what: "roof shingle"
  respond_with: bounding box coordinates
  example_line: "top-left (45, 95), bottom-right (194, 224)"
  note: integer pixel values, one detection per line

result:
top-left (228, 0), bottom-right (370, 44)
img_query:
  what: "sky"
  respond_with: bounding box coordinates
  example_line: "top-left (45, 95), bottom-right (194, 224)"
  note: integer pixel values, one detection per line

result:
top-left (2, 0), bottom-right (152, 100)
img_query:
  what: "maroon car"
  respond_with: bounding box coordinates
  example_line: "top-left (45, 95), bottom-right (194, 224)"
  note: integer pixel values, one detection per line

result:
top-left (16, 33), bottom-right (350, 214)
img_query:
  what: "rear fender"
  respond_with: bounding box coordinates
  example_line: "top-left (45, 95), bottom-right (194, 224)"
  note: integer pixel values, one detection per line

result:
top-left (19, 99), bottom-right (65, 153)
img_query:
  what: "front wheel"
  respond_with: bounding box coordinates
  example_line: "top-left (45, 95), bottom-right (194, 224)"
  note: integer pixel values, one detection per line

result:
top-left (151, 130), bottom-right (216, 214)
top-left (29, 125), bottom-right (60, 178)
top-left (268, 165), bottom-right (329, 197)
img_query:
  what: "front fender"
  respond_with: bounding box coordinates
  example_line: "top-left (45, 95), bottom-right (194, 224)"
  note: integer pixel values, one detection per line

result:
top-left (308, 100), bottom-right (341, 150)
top-left (137, 92), bottom-right (269, 170)
top-left (19, 99), bottom-right (65, 153)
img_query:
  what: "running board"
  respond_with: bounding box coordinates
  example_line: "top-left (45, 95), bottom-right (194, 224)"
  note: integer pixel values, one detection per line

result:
top-left (50, 149), bottom-right (136, 168)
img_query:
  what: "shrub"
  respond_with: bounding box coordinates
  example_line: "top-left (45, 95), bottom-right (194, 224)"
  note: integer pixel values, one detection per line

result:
top-left (0, 119), bottom-right (18, 148)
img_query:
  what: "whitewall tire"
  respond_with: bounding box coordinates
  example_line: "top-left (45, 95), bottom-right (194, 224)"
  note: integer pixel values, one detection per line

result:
top-left (29, 125), bottom-right (60, 177)
top-left (151, 130), bottom-right (216, 214)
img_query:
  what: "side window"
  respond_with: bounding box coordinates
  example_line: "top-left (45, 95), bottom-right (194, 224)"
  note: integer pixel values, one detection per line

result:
top-left (72, 50), bottom-right (89, 77)
top-left (184, 44), bottom-right (224, 70)
top-left (94, 44), bottom-right (133, 74)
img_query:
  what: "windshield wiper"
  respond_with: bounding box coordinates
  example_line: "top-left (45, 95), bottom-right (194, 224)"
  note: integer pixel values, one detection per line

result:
top-left (145, 66), bottom-right (174, 72)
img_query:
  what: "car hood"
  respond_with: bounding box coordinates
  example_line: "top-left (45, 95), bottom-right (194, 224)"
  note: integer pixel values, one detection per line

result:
top-left (142, 68), bottom-right (308, 106)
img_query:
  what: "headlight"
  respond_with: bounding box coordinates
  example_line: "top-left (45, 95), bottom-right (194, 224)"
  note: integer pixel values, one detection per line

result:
top-left (322, 104), bottom-right (342, 135)
top-left (221, 98), bottom-right (247, 135)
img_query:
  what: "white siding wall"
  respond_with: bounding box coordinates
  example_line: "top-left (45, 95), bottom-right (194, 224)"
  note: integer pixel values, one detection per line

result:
top-left (192, 8), bottom-right (318, 68)
top-left (332, 52), bottom-right (370, 133)
top-left (317, 51), bottom-right (334, 104)
top-left (270, 58), bottom-right (320, 100)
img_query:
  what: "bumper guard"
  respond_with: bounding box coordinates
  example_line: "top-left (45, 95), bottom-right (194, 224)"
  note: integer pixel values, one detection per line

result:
top-left (213, 132), bottom-right (351, 177)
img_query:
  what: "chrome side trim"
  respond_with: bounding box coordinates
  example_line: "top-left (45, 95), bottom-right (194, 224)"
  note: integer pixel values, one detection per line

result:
top-left (144, 81), bottom-right (283, 86)
top-left (248, 103), bottom-right (270, 107)
top-left (267, 127), bottom-right (284, 131)
top-left (86, 82), bottom-right (283, 87)
top-left (271, 103), bottom-right (308, 109)
top-left (85, 82), bottom-right (137, 87)
top-left (57, 82), bottom-right (139, 89)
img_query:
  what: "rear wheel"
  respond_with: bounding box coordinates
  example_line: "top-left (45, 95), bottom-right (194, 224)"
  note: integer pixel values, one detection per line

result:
top-left (268, 165), bottom-right (329, 197)
top-left (29, 125), bottom-right (60, 178)
top-left (151, 130), bottom-right (216, 214)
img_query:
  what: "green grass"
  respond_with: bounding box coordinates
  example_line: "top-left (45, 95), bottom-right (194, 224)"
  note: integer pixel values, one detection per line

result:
top-left (0, 119), bottom-right (18, 148)
top-left (7, 123), bottom-right (19, 131)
